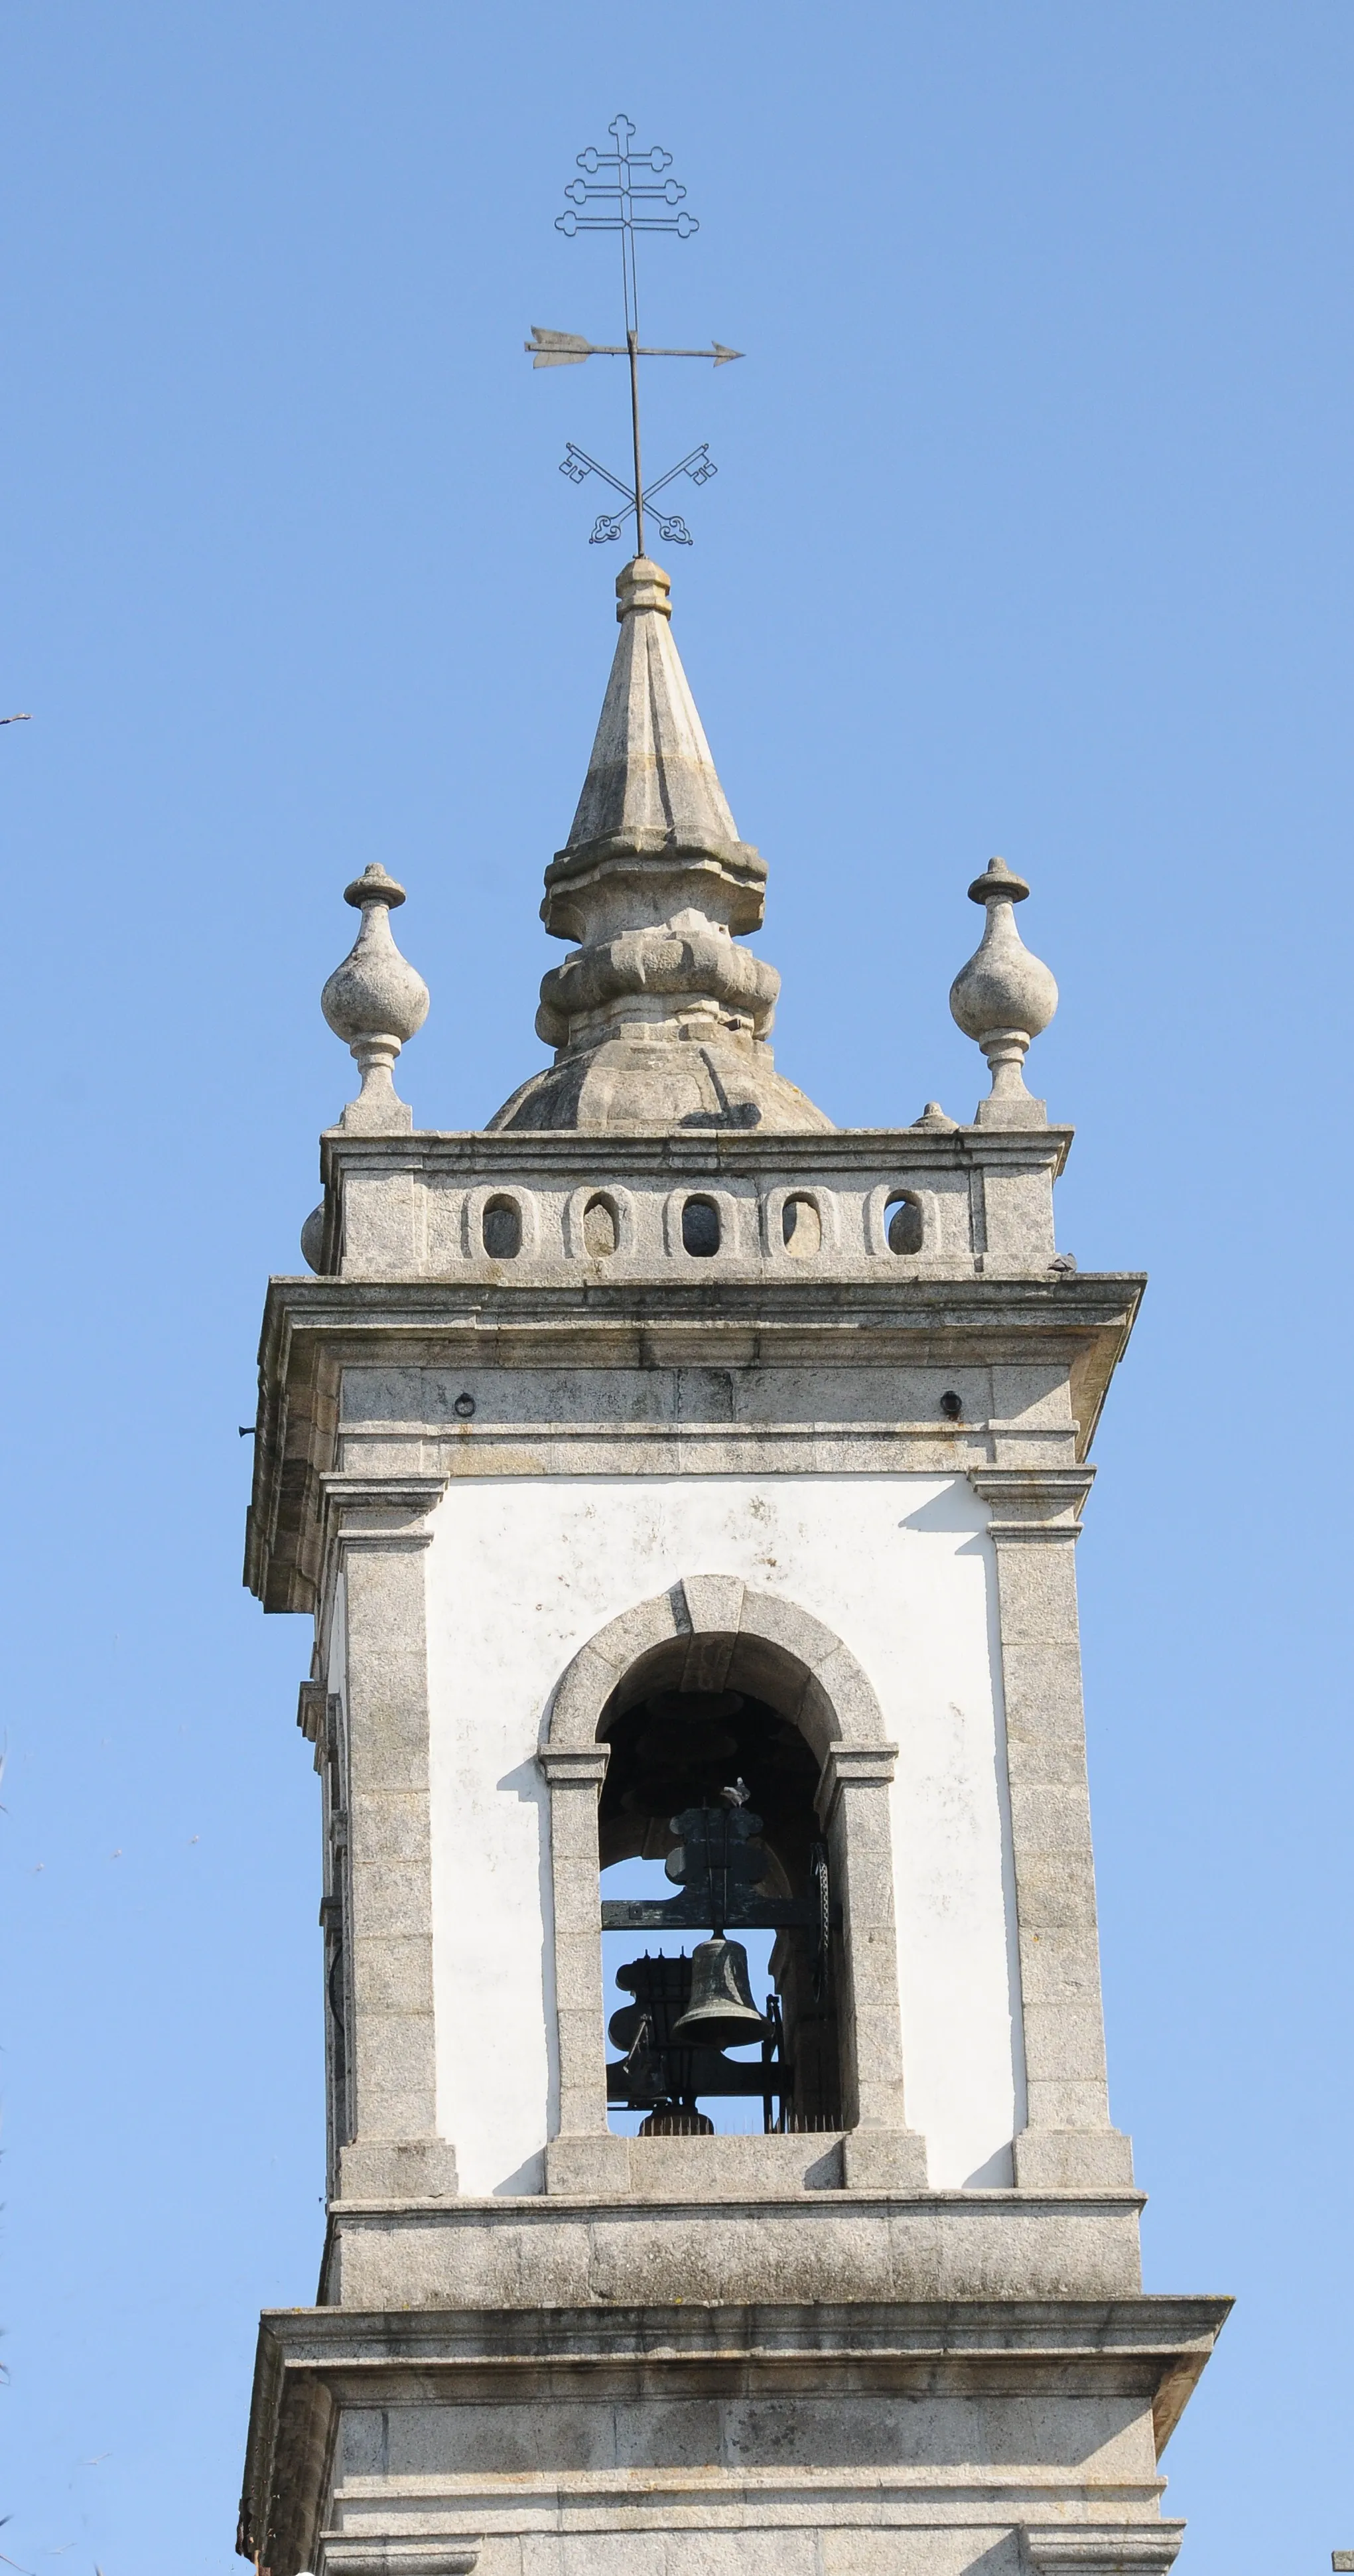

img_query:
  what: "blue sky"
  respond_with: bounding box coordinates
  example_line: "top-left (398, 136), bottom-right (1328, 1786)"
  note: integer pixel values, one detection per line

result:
top-left (1, 5), bottom-right (1351, 2569)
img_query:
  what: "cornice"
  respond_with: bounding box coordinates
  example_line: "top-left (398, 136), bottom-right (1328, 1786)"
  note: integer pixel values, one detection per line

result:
top-left (239, 2286), bottom-right (1227, 2576)
top-left (319, 1470), bottom-right (448, 1519)
top-left (320, 1122), bottom-right (1077, 1182)
top-left (1024, 2529), bottom-right (1184, 2575)
top-left (971, 1465), bottom-right (1098, 1539)
top-left (257, 1268), bottom-right (1145, 1342)
top-left (537, 1747), bottom-right (610, 1787)
top-left (243, 1273), bottom-right (1142, 1612)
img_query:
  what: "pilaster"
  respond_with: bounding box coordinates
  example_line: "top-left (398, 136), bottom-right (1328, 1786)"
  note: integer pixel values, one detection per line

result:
top-left (325, 1474), bottom-right (459, 2202)
top-left (972, 1466), bottom-right (1134, 2190)
top-left (816, 1743), bottom-right (928, 2188)
top-left (537, 1745), bottom-right (630, 2194)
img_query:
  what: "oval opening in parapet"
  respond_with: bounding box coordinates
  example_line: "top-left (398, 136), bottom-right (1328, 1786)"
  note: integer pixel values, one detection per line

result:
top-left (482, 1195), bottom-right (523, 1259)
top-left (682, 1196), bottom-right (720, 1258)
top-left (781, 1194), bottom-right (821, 1258)
top-left (885, 1192), bottom-right (923, 1255)
top-left (582, 1194), bottom-right (619, 1258)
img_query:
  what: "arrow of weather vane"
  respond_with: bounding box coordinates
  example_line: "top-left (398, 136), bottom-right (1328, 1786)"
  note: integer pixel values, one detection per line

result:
top-left (527, 115), bottom-right (742, 553)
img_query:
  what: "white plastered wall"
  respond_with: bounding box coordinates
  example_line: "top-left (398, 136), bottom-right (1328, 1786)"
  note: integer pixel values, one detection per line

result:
top-left (423, 1474), bottom-right (1025, 2195)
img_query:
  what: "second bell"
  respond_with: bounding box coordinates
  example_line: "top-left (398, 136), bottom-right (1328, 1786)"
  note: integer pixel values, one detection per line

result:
top-left (671, 1935), bottom-right (768, 2049)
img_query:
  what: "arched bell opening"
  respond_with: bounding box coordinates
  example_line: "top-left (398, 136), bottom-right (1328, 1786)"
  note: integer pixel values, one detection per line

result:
top-left (596, 1647), bottom-right (844, 2138)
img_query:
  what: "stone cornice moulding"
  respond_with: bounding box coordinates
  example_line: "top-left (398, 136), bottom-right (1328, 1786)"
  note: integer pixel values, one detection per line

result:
top-left (315, 2547), bottom-right (480, 2576)
top-left (1023, 2528), bottom-right (1184, 2575)
top-left (318, 1122), bottom-right (1079, 1184)
top-left (971, 1464), bottom-right (1097, 1541)
top-left (245, 1282), bottom-right (1142, 1610)
top-left (318, 1471), bottom-right (448, 1555)
top-left (260, 1273), bottom-right (1145, 1344)
top-left (815, 1740), bottom-right (900, 1828)
top-left (254, 2291), bottom-right (1226, 2366)
top-left (537, 1747), bottom-right (610, 1788)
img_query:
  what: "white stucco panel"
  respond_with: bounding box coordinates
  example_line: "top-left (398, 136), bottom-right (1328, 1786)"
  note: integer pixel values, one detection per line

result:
top-left (424, 1474), bottom-right (1024, 2195)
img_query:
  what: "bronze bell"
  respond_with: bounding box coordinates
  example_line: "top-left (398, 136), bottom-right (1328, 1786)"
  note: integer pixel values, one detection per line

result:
top-left (671, 1936), bottom-right (768, 2050)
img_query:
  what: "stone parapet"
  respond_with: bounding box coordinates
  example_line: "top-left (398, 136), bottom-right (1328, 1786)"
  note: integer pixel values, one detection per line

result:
top-left (305, 1123), bottom-right (1076, 1287)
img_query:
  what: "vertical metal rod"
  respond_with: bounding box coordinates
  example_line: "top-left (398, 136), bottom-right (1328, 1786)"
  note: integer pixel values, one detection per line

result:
top-left (628, 328), bottom-right (645, 557)
top-left (618, 130), bottom-right (645, 559)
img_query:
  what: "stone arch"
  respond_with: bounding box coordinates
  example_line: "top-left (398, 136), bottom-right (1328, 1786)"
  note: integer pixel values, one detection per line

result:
top-left (537, 1577), bottom-right (925, 2192)
top-left (543, 1573), bottom-right (892, 1764)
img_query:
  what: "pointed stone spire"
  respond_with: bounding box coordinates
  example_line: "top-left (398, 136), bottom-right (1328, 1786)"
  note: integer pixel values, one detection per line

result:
top-left (321, 863), bottom-right (429, 1133)
top-left (491, 557), bottom-right (830, 1134)
top-left (554, 555), bottom-right (757, 895)
top-left (949, 857), bottom-right (1058, 1125)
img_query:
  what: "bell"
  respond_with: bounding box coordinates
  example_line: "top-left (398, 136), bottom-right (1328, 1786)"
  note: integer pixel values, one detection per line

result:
top-left (671, 1936), bottom-right (768, 2050)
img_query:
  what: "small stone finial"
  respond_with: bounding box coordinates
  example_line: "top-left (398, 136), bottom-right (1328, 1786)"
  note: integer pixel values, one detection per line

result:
top-left (614, 554), bottom-right (673, 624)
top-left (320, 863), bottom-right (429, 1133)
top-left (949, 857), bottom-right (1058, 1127)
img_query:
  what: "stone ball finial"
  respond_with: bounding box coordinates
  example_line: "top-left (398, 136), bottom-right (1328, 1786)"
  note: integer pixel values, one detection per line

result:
top-left (320, 862), bottom-right (429, 1133)
top-left (949, 856), bottom-right (1058, 1126)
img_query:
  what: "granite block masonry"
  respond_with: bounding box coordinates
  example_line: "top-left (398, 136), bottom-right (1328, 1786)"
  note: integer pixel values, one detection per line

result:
top-left (239, 552), bottom-right (1228, 2576)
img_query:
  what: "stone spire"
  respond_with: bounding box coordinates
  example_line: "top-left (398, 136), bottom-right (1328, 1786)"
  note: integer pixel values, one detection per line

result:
top-left (490, 556), bottom-right (831, 1133)
top-left (949, 856), bottom-right (1058, 1125)
top-left (321, 863), bottom-right (429, 1133)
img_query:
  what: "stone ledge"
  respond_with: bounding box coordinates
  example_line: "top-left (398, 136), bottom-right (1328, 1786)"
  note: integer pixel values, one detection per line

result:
top-left (1024, 2526), bottom-right (1184, 2575)
top-left (258, 2291), bottom-right (1231, 2374)
top-left (317, 2549), bottom-right (479, 2576)
top-left (327, 2184), bottom-right (1148, 2214)
top-left (319, 1125), bottom-right (1079, 1178)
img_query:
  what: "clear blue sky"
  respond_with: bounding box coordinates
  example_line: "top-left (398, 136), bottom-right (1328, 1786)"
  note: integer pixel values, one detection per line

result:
top-left (2, 5), bottom-right (1351, 2569)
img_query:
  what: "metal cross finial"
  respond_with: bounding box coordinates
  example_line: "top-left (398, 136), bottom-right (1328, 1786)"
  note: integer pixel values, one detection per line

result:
top-left (529, 115), bottom-right (742, 556)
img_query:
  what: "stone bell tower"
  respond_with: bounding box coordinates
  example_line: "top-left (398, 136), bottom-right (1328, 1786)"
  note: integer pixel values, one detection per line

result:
top-left (238, 552), bottom-right (1227, 2576)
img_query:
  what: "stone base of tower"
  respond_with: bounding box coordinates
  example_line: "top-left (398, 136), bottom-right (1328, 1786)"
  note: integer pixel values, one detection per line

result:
top-left (239, 2190), bottom-right (1227, 2576)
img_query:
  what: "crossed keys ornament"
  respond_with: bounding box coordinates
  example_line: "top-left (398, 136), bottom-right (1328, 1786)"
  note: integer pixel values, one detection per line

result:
top-left (527, 114), bottom-right (742, 551)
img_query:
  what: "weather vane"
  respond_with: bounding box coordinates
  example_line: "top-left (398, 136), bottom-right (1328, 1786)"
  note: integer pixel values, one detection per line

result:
top-left (527, 113), bottom-right (742, 553)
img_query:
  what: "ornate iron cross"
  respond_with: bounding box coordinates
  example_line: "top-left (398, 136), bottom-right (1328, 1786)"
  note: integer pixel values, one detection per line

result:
top-left (527, 113), bottom-right (742, 553)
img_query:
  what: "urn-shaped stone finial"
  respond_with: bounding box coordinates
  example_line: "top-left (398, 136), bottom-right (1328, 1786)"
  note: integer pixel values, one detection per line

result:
top-left (321, 863), bottom-right (429, 1133)
top-left (949, 856), bottom-right (1058, 1126)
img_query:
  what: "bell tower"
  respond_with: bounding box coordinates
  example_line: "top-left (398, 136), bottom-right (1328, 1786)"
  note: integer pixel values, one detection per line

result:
top-left (238, 551), bottom-right (1227, 2576)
